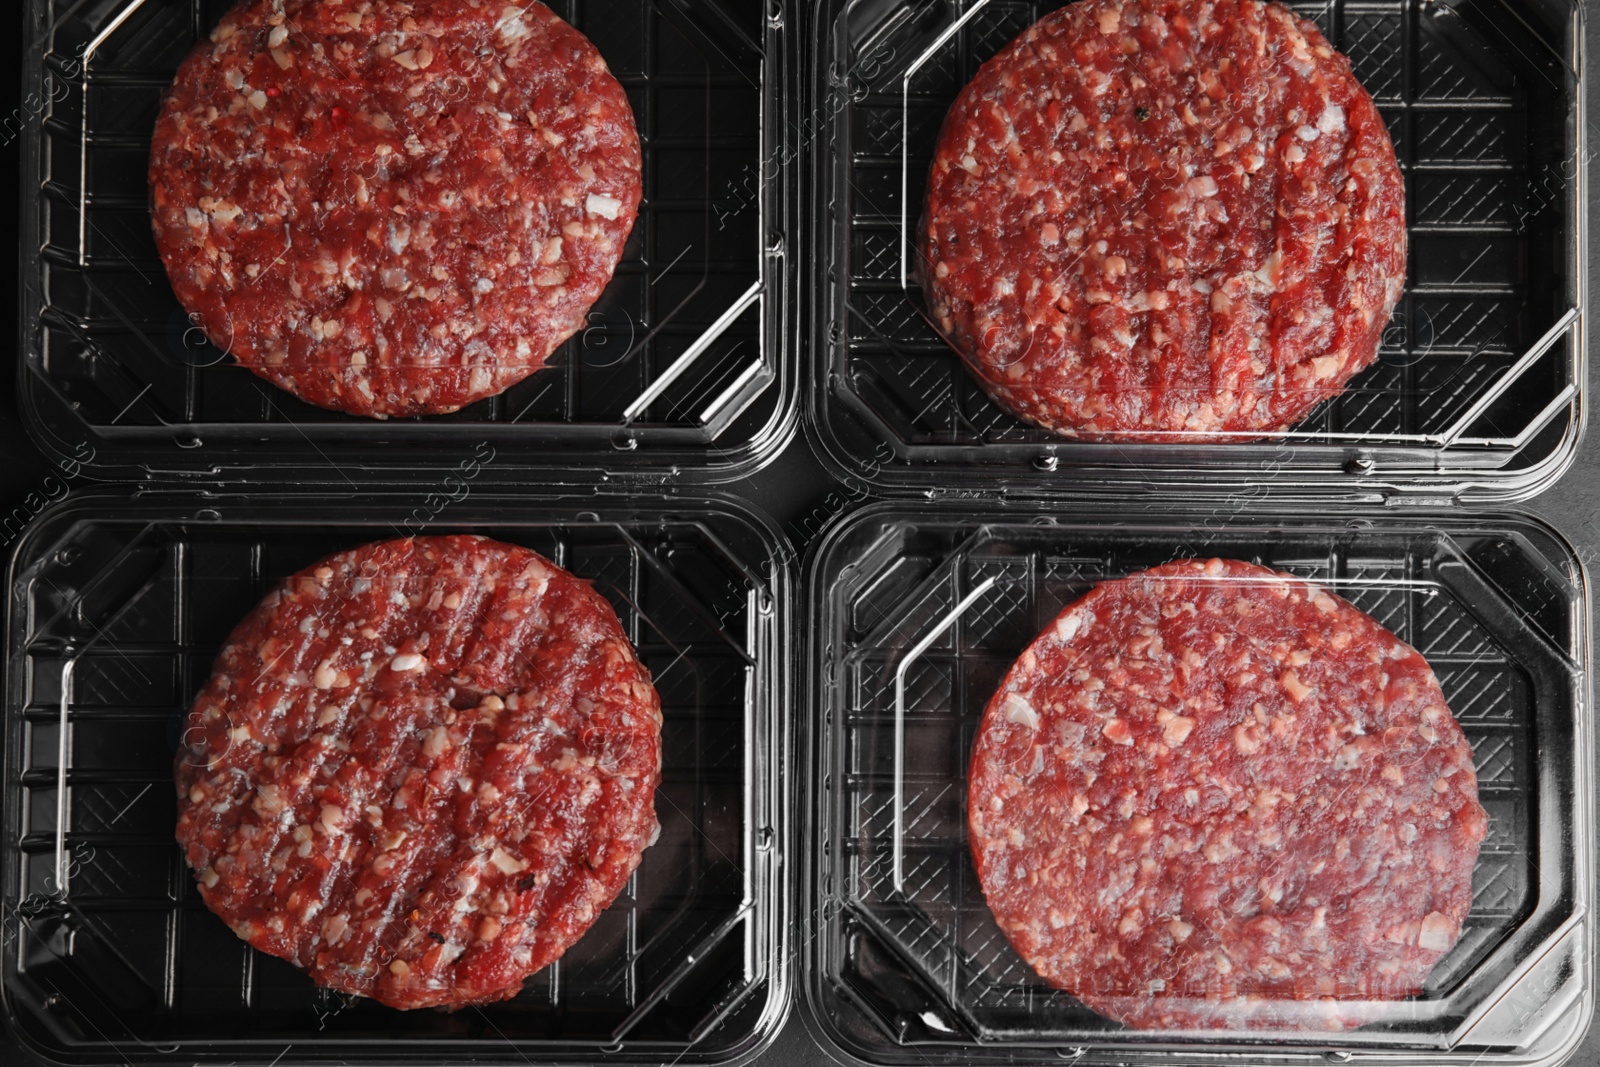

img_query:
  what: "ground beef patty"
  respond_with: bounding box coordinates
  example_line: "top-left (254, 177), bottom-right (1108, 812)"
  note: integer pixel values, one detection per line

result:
top-left (968, 559), bottom-right (1485, 1031)
top-left (151, 0), bottom-right (641, 417)
top-left (920, 0), bottom-right (1406, 440)
top-left (175, 535), bottom-right (661, 1010)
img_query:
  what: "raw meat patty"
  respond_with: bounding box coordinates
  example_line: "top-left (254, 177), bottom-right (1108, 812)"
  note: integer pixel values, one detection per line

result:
top-left (920, 0), bottom-right (1407, 440)
top-left (967, 559), bottom-right (1485, 1030)
top-left (175, 535), bottom-right (662, 1010)
top-left (150, 0), bottom-right (641, 417)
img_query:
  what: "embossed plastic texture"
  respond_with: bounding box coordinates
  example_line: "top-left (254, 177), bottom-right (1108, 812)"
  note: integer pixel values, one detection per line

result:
top-left (809, 0), bottom-right (1585, 499)
top-left (805, 504), bottom-right (1590, 1064)
top-left (1, 491), bottom-right (790, 1065)
top-left (19, 0), bottom-right (795, 482)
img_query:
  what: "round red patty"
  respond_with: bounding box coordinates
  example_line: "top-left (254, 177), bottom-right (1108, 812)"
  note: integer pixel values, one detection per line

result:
top-left (968, 559), bottom-right (1485, 1031)
top-left (920, 0), bottom-right (1406, 441)
top-left (175, 535), bottom-right (661, 1010)
top-left (150, 0), bottom-right (641, 418)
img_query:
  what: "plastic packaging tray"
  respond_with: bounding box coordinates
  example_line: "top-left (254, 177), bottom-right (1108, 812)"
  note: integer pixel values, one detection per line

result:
top-left (1, 488), bottom-right (791, 1066)
top-left (808, 0), bottom-right (1586, 501)
top-left (804, 502), bottom-right (1590, 1064)
top-left (18, 0), bottom-right (797, 485)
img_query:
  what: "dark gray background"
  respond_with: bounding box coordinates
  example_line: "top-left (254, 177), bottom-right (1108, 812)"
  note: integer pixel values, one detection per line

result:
top-left (4, 1), bottom-right (1596, 1064)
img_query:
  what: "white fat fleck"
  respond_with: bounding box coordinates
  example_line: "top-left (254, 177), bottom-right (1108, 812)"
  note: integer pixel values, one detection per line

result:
top-left (488, 846), bottom-right (527, 874)
top-left (1254, 250), bottom-right (1283, 288)
top-left (387, 220), bottom-right (411, 254)
top-left (422, 726), bottom-right (452, 759)
top-left (586, 193), bottom-right (623, 220)
top-left (312, 660), bottom-right (338, 689)
top-left (1418, 911), bottom-right (1454, 951)
top-left (519, 558), bottom-right (551, 597)
top-left (256, 783), bottom-right (284, 815)
top-left (1281, 668), bottom-right (1312, 702)
top-left (390, 652), bottom-right (425, 672)
top-left (1001, 692), bottom-right (1039, 730)
top-left (498, 7), bottom-right (531, 43)
top-left (1296, 124), bottom-right (1320, 141)
top-left (1054, 611), bottom-right (1083, 642)
top-left (1318, 103), bottom-right (1346, 134)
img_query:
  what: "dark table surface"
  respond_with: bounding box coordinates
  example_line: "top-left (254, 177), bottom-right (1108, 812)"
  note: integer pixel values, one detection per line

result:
top-left (4, 3), bottom-right (1597, 1065)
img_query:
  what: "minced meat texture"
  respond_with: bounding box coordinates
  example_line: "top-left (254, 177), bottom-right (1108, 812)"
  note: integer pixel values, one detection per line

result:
top-left (150, 0), bottom-right (641, 417)
top-left (175, 535), bottom-right (661, 1010)
top-left (968, 559), bottom-right (1485, 1030)
top-left (920, 0), bottom-right (1406, 441)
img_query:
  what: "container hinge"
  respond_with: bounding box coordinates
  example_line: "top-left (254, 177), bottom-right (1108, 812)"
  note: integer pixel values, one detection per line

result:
top-left (1383, 492), bottom-right (1458, 508)
top-left (140, 466), bottom-right (225, 480)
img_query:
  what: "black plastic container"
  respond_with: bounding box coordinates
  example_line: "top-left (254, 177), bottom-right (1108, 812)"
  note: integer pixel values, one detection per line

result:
top-left (804, 503), bottom-right (1591, 1065)
top-left (2, 489), bottom-right (792, 1065)
top-left (19, 0), bottom-right (799, 485)
top-left (808, 0), bottom-right (1586, 500)
top-left (9, 0), bottom-right (1599, 1064)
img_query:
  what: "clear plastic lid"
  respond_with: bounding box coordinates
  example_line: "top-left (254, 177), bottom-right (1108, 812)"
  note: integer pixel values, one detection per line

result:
top-left (804, 501), bottom-right (1589, 1064)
